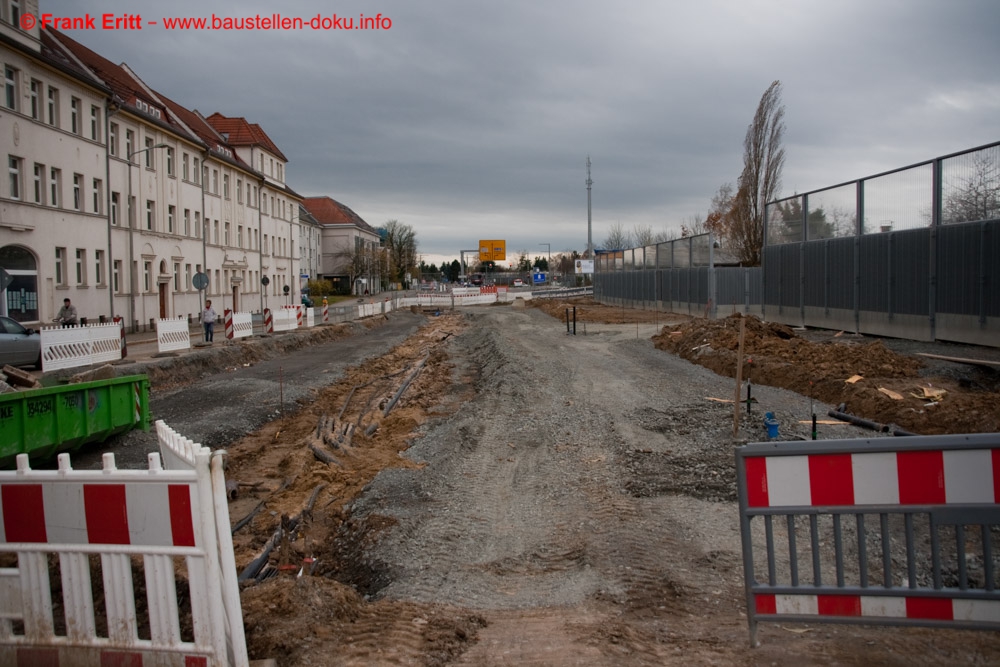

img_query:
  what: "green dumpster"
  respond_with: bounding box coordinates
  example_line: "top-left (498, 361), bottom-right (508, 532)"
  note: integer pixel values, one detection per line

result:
top-left (0, 375), bottom-right (150, 467)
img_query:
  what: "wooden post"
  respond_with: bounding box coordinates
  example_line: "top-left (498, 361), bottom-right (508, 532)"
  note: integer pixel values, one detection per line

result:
top-left (733, 315), bottom-right (746, 439)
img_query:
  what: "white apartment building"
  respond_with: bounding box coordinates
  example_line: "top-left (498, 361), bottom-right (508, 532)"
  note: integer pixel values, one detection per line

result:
top-left (303, 196), bottom-right (383, 295)
top-left (1, 4), bottom-right (303, 330)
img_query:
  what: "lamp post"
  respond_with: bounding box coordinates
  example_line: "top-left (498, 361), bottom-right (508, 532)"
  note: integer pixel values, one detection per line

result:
top-left (127, 142), bottom-right (168, 332)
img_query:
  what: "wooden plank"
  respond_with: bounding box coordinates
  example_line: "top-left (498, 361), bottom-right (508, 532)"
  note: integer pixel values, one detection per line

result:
top-left (916, 352), bottom-right (1000, 368)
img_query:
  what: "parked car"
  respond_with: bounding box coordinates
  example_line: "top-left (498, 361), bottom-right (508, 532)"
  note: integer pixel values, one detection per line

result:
top-left (0, 316), bottom-right (42, 369)
top-left (301, 295), bottom-right (314, 308)
top-left (513, 279), bottom-right (524, 287)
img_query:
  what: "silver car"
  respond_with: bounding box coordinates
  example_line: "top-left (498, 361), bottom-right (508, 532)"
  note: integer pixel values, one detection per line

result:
top-left (0, 316), bottom-right (42, 369)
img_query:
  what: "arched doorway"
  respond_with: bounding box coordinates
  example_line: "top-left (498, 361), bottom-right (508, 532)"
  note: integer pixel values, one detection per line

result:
top-left (0, 245), bottom-right (39, 323)
top-left (158, 259), bottom-right (168, 319)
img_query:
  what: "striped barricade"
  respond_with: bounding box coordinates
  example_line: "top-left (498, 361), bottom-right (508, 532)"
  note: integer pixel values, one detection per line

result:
top-left (263, 308), bottom-right (273, 333)
top-left (736, 433), bottom-right (1000, 646)
top-left (113, 316), bottom-right (127, 358)
top-left (323, 304), bottom-right (329, 322)
top-left (230, 312), bottom-right (253, 340)
top-left (156, 317), bottom-right (192, 354)
top-left (40, 323), bottom-right (123, 372)
top-left (0, 434), bottom-right (248, 666)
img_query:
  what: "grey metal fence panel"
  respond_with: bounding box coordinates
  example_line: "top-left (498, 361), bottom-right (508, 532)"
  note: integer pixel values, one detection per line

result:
top-left (936, 222), bottom-right (984, 316)
top-left (802, 242), bottom-right (827, 310)
top-left (826, 238), bottom-right (855, 311)
top-left (736, 433), bottom-right (1000, 646)
top-left (891, 228), bottom-right (931, 316)
top-left (858, 233), bottom-right (890, 312)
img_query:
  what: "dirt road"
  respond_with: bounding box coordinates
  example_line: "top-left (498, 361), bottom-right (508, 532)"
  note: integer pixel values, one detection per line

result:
top-left (223, 305), bottom-right (1000, 665)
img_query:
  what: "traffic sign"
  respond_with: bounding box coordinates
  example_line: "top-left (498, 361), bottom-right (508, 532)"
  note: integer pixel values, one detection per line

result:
top-left (192, 272), bottom-right (209, 290)
top-left (479, 240), bottom-right (506, 262)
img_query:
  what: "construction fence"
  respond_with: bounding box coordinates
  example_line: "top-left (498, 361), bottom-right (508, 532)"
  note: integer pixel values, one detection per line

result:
top-left (593, 141), bottom-right (1000, 347)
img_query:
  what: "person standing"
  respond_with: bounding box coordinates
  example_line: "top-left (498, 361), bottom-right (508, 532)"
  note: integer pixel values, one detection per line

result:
top-left (202, 300), bottom-right (217, 342)
top-left (55, 298), bottom-right (79, 327)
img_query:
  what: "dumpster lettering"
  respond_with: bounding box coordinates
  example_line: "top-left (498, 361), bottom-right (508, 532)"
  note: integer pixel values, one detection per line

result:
top-left (63, 393), bottom-right (83, 410)
top-left (26, 399), bottom-right (53, 418)
top-left (0, 405), bottom-right (12, 420)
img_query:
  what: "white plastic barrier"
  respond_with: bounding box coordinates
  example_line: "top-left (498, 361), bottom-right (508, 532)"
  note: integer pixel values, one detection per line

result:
top-left (304, 307), bottom-right (316, 328)
top-left (231, 312), bottom-right (253, 340)
top-left (272, 307), bottom-right (298, 332)
top-left (0, 430), bottom-right (248, 666)
top-left (157, 316), bottom-right (192, 353)
top-left (40, 322), bottom-right (123, 372)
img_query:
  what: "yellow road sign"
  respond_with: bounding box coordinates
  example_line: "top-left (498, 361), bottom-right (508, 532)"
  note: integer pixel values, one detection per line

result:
top-left (478, 240), bottom-right (506, 262)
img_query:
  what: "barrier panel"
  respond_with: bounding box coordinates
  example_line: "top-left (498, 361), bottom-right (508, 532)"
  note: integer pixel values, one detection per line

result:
top-left (323, 304), bottom-right (329, 322)
top-left (230, 312), bottom-right (253, 340)
top-left (40, 323), bottom-right (123, 372)
top-left (113, 316), bottom-right (127, 358)
top-left (0, 424), bottom-right (248, 666)
top-left (736, 433), bottom-right (1000, 646)
top-left (156, 317), bottom-right (192, 354)
top-left (272, 308), bottom-right (298, 332)
top-left (263, 308), bottom-right (273, 333)
top-left (304, 307), bottom-right (315, 328)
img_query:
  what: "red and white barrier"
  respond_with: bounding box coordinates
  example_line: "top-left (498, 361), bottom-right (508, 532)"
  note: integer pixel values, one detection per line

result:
top-left (40, 322), bottom-right (123, 372)
top-left (156, 316), bottom-right (192, 354)
top-left (263, 308), bottom-right (273, 333)
top-left (323, 304), bottom-right (329, 322)
top-left (0, 428), bottom-right (248, 667)
top-left (113, 316), bottom-right (128, 358)
top-left (272, 308), bottom-right (298, 332)
top-left (754, 593), bottom-right (999, 623)
top-left (744, 448), bottom-right (1000, 507)
top-left (224, 309), bottom-right (234, 339)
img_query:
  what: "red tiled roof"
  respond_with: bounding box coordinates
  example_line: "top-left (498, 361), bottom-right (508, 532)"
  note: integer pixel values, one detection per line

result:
top-left (46, 29), bottom-right (178, 131)
top-left (302, 197), bottom-right (376, 234)
top-left (205, 113), bottom-right (287, 162)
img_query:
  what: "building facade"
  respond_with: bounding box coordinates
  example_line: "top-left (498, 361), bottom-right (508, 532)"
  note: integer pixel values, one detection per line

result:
top-left (302, 196), bottom-right (382, 295)
top-left (1, 7), bottom-right (305, 329)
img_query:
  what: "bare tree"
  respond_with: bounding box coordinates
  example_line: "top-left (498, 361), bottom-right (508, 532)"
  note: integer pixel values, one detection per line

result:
top-left (680, 214), bottom-right (707, 238)
top-left (729, 81), bottom-right (786, 265)
top-left (378, 220), bottom-right (418, 286)
top-left (942, 150), bottom-right (1000, 224)
top-left (335, 243), bottom-right (384, 295)
top-left (631, 224), bottom-right (655, 247)
top-left (653, 227), bottom-right (680, 243)
top-left (602, 222), bottom-right (632, 250)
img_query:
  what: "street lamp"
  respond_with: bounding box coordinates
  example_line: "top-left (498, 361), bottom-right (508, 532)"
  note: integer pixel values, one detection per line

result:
top-left (127, 143), bottom-right (168, 332)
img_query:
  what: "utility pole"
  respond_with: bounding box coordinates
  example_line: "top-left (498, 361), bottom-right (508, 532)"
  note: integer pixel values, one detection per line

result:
top-left (586, 156), bottom-right (593, 258)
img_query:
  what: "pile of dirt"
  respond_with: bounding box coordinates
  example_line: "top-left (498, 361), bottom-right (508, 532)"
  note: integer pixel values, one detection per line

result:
top-left (652, 314), bottom-right (1000, 435)
top-left (528, 295), bottom-right (673, 324)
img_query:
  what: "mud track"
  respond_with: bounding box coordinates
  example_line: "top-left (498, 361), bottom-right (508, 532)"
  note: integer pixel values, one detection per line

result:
top-left (219, 305), bottom-right (999, 665)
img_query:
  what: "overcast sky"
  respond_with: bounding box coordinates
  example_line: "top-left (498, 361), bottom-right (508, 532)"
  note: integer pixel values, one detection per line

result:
top-left (41, 0), bottom-right (1000, 267)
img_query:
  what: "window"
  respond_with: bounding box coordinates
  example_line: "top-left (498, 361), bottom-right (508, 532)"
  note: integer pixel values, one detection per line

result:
top-left (223, 174), bottom-right (229, 199)
top-left (212, 169), bottom-right (218, 194)
top-left (109, 122), bottom-right (118, 156)
top-left (55, 247), bottom-right (66, 285)
top-left (261, 196), bottom-right (266, 215)
top-left (49, 167), bottom-right (60, 207)
top-left (111, 192), bottom-right (120, 225)
top-left (167, 205), bottom-right (175, 233)
top-left (224, 222), bottom-right (230, 245)
top-left (7, 155), bottom-right (21, 200)
top-left (90, 105), bottom-right (100, 141)
top-left (193, 158), bottom-right (200, 184)
top-left (33, 163), bottom-right (44, 203)
top-left (95, 250), bottom-right (105, 286)
top-left (183, 209), bottom-right (190, 236)
top-left (202, 165), bottom-right (208, 187)
top-left (143, 261), bottom-right (151, 292)
top-left (263, 234), bottom-right (268, 255)
top-left (70, 97), bottom-right (80, 134)
top-left (92, 178), bottom-right (103, 213)
top-left (166, 147), bottom-right (174, 176)
top-left (237, 225), bottom-right (243, 248)
top-left (75, 249), bottom-right (85, 285)
top-left (10, 0), bottom-right (23, 27)
top-left (144, 137), bottom-right (153, 167)
top-left (113, 260), bottom-right (122, 293)
top-left (125, 129), bottom-right (133, 159)
top-left (194, 211), bottom-right (201, 238)
top-left (252, 185), bottom-right (257, 205)
top-left (185, 264), bottom-right (192, 290)
top-left (3, 65), bottom-right (16, 111)
top-left (128, 195), bottom-right (135, 227)
top-left (237, 178), bottom-right (242, 204)
top-left (47, 86), bottom-right (58, 126)
top-left (173, 263), bottom-right (180, 291)
top-left (29, 79), bottom-right (40, 119)
top-left (182, 153), bottom-right (189, 180)
top-left (72, 173), bottom-right (82, 210)
top-left (145, 200), bottom-right (154, 229)
top-left (213, 220), bottom-right (219, 244)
